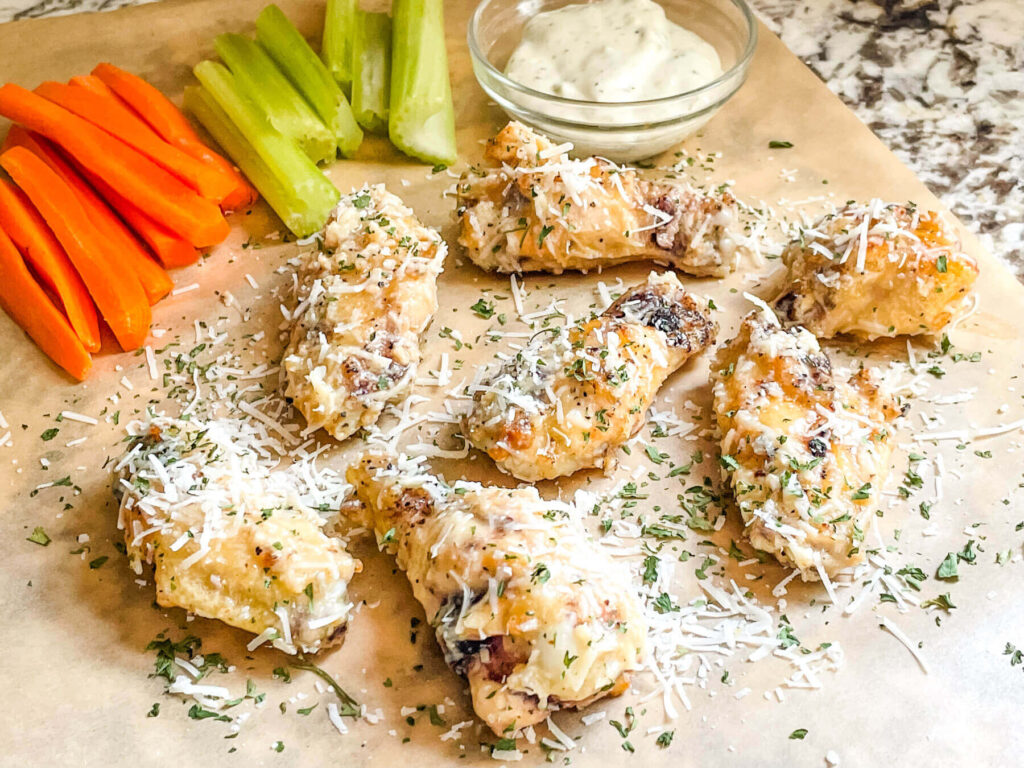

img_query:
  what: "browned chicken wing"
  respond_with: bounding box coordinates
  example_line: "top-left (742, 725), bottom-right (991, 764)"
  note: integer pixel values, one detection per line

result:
top-left (116, 416), bottom-right (359, 654)
top-left (347, 453), bottom-right (646, 735)
top-left (464, 271), bottom-right (717, 480)
top-left (772, 200), bottom-right (979, 339)
top-left (283, 185), bottom-right (445, 439)
top-left (711, 310), bottom-right (903, 580)
top-left (456, 121), bottom-right (747, 276)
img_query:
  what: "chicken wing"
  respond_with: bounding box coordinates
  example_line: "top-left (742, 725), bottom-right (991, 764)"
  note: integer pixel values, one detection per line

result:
top-left (464, 271), bottom-right (717, 481)
top-left (116, 416), bottom-right (359, 654)
top-left (710, 310), bottom-right (903, 580)
top-left (346, 453), bottom-right (647, 735)
top-left (283, 185), bottom-right (446, 440)
top-left (772, 200), bottom-right (979, 339)
top-left (456, 121), bottom-right (746, 276)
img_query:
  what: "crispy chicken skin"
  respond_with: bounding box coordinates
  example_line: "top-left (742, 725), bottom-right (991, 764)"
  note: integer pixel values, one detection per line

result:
top-left (464, 271), bottom-right (717, 481)
top-left (456, 121), bottom-right (746, 276)
top-left (346, 453), bottom-right (647, 736)
top-left (772, 201), bottom-right (979, 340)
top-left (116, 417), bottom-right (359, 654)
top-left (283, 185), bottom-right (445, 440)
top-left (710, 311), bottom-right (903, 580)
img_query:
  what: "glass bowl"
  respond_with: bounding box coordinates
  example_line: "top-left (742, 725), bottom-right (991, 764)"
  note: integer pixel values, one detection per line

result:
top-left (468, 0), bottom-right (757, 162)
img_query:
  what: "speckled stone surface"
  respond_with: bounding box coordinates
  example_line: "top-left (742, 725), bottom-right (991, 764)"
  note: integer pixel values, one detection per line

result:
top-left (756, 0), bottom-right (1023, 277)
top-left (2, 0), bottom-right (1020, 275)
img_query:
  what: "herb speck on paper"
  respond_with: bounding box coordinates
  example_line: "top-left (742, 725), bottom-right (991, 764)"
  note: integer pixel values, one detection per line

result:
top-left (27, 527), bottom-right (51, 546)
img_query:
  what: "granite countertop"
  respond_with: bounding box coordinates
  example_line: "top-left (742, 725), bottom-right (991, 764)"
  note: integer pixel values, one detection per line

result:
top-left (1, 0), bottom-right (1020, 276)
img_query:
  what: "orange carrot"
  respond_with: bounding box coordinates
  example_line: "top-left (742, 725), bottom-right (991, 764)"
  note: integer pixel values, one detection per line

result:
top-left (0, 83), bottom-right (230, 247)
top-left (6, 127), bottom-right (190, 279)
top-left (36, 80), bottom-right (237, 204)
top-left (0, 177), bottom-right (101, 352)
top-left (80, 167), bottom-right (199, 269)
top-left (92, 63), bottom-right (257, 211)
top-left (68, 74), bottom-right (118, 98)
top-left (91, 64), bottom-right (204, 147)
top-left (3, 126), bottom-right (173, 304)
top-left (0, 220), bottom-right (92, 380)
top-left (0, 146), bottom-right (151, 351)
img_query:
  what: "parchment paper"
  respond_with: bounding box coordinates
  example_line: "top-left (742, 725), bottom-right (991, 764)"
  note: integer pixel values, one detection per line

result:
top-left (0, 1), bottom-right (1021, 766)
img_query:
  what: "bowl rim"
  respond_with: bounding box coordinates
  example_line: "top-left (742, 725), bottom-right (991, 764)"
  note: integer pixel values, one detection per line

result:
top-left (467, 0), bottom-right (759, 108)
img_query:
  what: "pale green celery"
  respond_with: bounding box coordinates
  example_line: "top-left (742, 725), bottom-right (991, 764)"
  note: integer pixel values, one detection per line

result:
top-left (388, 0), bottom-right (457, 166)
top-left (256, 4), bottom-right (363, 157)
top-left (215, 33), bottom-right (336, 166)
top-left (183, 85), bottom-right (305, 234)
top-left (186, 67), bottom-right (339, 238)
top-left (322, 0), bottom-right (356, 95)
top-left (351, 11), bottom-right (391, 136)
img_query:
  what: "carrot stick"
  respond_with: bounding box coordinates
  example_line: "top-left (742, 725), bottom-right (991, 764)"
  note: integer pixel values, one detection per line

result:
top-left (92, 63), bottom-right (257, 211)
top-left (91, 64), bottom-right (207, 149)
top-left (36, 80), bottom-right (237, 204)
top-left (0, 177), bottom-right (101, 352)
top-left (0, 84), bottom-right (230, 248)
top-left (0, 146), bottom-right (151, 351)
top-left (6, 126), bottom-right (194, 270)
top-left (80, 167), bottom-right (199, 269)
top-left (68, 74), bottom-right (118, 98)
top-left (3, 126), bottom-right (173, 304)
top-left (0, 216), bottom-right (92, 380)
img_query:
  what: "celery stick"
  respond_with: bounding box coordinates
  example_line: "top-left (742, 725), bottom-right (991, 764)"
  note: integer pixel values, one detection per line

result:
top-left (351, 12), bottom-right (391, 136)
top-left (322, 0), bottom-right (356, 95)
top-left (256, 4), bottom-right (363, 157)
top-left (389, 0), bottom-right (457, 166)
top-left (215, 33), bottom-right (336, 166)
top-left (187, 66), bottom-right (339, 238)
top-left (183, 86), bottom-right (294, 218)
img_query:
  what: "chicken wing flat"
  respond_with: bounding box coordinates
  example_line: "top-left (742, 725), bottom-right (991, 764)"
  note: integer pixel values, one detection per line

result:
top-left (283, 185), bottom-right (446, 440)
top-left (456, 121), bottom-right (746, 276)
top-left (464, 271), bottom-right (717, 481)
top-left (710, 311), bottom-right (903, 580)
top-left (772, 200), bottom-right (979, 339)
top-left (116, 416), bottom-right (359, 654)
top-left (347, 453), bottom-right (647, 736)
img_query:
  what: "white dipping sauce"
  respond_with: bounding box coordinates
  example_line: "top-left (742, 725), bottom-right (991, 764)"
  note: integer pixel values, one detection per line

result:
top-left (505, 0), bottom-right (723, 102)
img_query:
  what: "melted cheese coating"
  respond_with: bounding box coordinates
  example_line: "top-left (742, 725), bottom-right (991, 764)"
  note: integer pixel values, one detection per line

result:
top-left (456, 121), bottom-right (745, 276)
top-left (347, 453), bottom-right (646, 735)
top-left (773, 201), bottom-right (979, 339)
top-left (711, 312), bottom-right (902, 579)
top-left (117, 417), bottom-right (359, 654)
top-left (464, 271), bottom-right (717, 480)
top-left (283, 185), bottom-right (445, 440)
